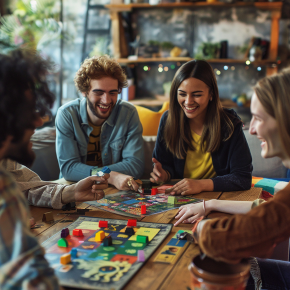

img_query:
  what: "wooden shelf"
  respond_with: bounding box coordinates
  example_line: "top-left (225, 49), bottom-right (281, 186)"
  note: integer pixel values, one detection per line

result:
top-left (118, 57), bottom-right (278, 65)
top-left (106, 1), bottom-right (282, 12)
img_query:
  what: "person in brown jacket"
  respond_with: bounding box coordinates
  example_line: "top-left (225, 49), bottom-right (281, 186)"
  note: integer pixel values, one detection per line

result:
top-left (175, 68), bottom-right (290, 289)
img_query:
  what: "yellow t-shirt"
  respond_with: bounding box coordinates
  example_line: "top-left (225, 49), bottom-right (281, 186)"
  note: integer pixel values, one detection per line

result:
top-left (86, 122), bottom-right (102, 167)
top-left (184, 130), bottom-right (216, 179)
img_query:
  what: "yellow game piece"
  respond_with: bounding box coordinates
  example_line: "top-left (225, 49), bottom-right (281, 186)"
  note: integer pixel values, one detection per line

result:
top-left (60, 253), bottom-right (71, 265)
top-left (95, 230), bottom-right (105, 242)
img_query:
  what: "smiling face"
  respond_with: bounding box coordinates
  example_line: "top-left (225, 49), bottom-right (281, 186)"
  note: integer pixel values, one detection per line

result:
top-left (177, 77), bottom-right (211, 127)
top-left (250, 93), bottom-right (285, 160)
top-left (85, 77), bottom-right (119, 126)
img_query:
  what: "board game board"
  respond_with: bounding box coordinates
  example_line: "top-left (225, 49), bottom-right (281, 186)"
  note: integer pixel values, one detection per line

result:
top-left (42, 217), bottom-right (172, 290)
top-left (86, 191), bottom-right (202, 217)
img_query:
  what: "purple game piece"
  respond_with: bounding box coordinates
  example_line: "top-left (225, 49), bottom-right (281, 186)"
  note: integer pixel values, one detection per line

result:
top-left (61, 228), bottom-right (69, 238)
top-left (137, 250), bottom-right (145, 262)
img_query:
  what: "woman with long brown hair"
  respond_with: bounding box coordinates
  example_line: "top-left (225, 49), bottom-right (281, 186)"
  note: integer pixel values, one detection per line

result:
top-left (150, 60), bottom-right (253, 195)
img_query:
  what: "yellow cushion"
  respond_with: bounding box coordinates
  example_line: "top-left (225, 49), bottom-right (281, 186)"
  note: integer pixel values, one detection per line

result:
top-left (135, 102), bottom-right (169, 136)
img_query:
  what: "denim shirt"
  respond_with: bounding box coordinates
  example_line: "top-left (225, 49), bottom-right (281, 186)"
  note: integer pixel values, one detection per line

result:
top-left (55, 98), bottom-right (144, 181)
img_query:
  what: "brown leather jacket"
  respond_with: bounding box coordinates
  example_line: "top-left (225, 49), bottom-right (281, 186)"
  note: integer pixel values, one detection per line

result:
top-left (199, 182), bottom-right (290, 263)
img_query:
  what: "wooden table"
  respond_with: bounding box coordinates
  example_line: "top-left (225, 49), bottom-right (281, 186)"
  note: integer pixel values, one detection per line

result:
top-left (30, 187), bottom-right (262, 290)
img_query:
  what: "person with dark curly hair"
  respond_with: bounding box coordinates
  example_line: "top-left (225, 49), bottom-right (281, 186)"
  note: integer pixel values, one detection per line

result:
top-left (0, 50), bottom-right (108, 289)
top-left (55, 55), bottom-right (144, 191)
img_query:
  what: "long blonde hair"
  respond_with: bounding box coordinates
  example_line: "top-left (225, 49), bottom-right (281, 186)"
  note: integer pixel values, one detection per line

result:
top-left (254, 68), bottom-right (290, 158)
top-left (163, 60), bottom-right (234, 159)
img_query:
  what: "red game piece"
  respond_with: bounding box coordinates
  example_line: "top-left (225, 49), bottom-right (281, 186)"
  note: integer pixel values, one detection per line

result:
top-left (141, 205), bottom-right (146, 215)
top-left (127, 219), bottom-right (137, 227)
top-left (99, 221), bottom-right (108, 228)
top-left (151, 188), bottom-right (158, 195)
top-left (72, 229), bottom-right (83, 237)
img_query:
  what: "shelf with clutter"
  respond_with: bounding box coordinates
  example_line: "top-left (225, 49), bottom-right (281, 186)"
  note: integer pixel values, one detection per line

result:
top-left (106, 1), bottom-right (283, 107)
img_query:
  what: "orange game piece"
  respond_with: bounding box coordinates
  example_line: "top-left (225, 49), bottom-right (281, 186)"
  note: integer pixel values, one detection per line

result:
top-left (95, 230), bottom-right (105, 242)
top-left (60, 253), bottom-right (71, 265)
top-left (72, 229), bottom-right (83, 237)
top-left (141, 205), bottom-right (146, 215)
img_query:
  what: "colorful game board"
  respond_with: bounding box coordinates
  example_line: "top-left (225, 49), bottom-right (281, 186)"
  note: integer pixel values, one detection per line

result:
top-left (42, 217), bottom-right (172, 290)
top-left (86, 191), bottom-right (202, 217)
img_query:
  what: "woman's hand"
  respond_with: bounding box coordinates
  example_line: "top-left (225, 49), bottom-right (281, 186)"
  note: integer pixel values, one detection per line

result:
top-left (174, 201), bottom-right (209, 226)
top-left (150, 158), bottom-right (169, 184)
top-left (169, 178), bottom-right (202, 195)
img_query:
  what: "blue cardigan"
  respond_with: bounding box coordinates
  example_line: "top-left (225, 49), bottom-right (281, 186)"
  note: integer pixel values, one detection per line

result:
top-left (153, 109), bottom-right (253, 192)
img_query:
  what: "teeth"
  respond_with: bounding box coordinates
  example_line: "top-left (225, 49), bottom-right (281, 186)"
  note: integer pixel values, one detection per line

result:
top-left (185, 106), bottom-right (198, 111)
top-left (99, 105), bottom-right (109, 109)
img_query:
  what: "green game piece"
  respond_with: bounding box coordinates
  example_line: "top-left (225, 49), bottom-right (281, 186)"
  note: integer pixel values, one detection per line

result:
top-left (136, 235), bottom-right (148, 244)
top-left (167, 196), bottom-right (177, 204)
top-left (57, 238), bottom-right (68, 248)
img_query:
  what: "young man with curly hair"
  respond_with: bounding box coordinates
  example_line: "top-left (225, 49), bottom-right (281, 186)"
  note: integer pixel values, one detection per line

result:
top-left (55, 55), bottom-right (144, 191)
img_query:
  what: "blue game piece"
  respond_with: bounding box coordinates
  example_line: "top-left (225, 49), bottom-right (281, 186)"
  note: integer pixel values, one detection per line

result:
top-left (102, 166), bottom-right (111, 174)
top-left (71, 248), bottom-right (77, 258)
top-left (61, 228), bottom-right (69, 238)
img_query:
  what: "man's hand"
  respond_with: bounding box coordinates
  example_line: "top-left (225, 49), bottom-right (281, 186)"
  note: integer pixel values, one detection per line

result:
top-left (61, 174), bottom-right (109, 204)
top-left (108, 171), bottom-right (140, 191)
top-left (150, 158), bottom-right (169, 184)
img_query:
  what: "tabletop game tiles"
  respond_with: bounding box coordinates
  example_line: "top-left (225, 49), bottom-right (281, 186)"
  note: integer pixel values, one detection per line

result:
top-left (42, 217), bottom-right (172, 290)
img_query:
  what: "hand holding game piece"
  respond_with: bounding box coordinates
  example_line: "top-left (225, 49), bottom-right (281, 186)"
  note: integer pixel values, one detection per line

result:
top-left (109, 171), bottom-right (140, 192)
top-left (150, 158), bottom-right (170, 184)
top-left (168, 178), bottom-right (209, 196)
top-left (174, 201), bottom-right (207, 226)
top-left (62, 174), bottom-right (109, 203)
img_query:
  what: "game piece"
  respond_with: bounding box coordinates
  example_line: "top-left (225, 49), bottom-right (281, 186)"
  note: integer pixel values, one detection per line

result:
top-left (99, 220), bottom-right (108, 228)
top-left (72, 229), bottom-right (83, 237)
top-left (125, 227), bottom-right (135, 236)
top-left (95, 230), bottom-right (105, 242)
top-left (71, 248), bottom-right (78, 258)
top-left (167, 196), bottom-right (177, 204)
top-left (60, 253), bottom-right (71, 265)
top-left (103, 235), bottom-right (112, 246)
top-left (143, 189), bottom-right (151, 194)
top-left (95, 167), bottom-right (111, 184)
top-left (136, 235), bottom-right (148, 244)
top-left (57, 238), bottom-right (68, 248)
top-left (141, 205), bottom-right (146, 214)
top-left (62, 202), bottom-right (76, 211)
top-left (61, 228), bottom-right (69, 238)
top-left (127, 219), bottom-right (137, 227)
top-left (151, 188), bottom-right (158, 195)
top-left (176, 232), bottom-right (188, 240)
top-left (137, 250), bottom-right (145, 262)
top-left (42, 212), bottom-right (54, 222)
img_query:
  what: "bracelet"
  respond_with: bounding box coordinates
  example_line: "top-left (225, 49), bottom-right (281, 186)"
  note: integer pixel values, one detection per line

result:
top-left (203, 200), bottom-right (206, 216)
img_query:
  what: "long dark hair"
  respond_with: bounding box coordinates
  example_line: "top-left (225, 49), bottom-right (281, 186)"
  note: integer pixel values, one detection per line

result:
top-left (163, 60), bottom-right (234, 159)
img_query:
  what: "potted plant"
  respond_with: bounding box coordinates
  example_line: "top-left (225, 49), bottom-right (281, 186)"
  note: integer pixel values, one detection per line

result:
top-left (0, 0), bottom-right (63, 53)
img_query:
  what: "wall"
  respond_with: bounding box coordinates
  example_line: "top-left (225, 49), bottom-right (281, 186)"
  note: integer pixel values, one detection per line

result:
top-left (59, 1), bottom-right (290, 103)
